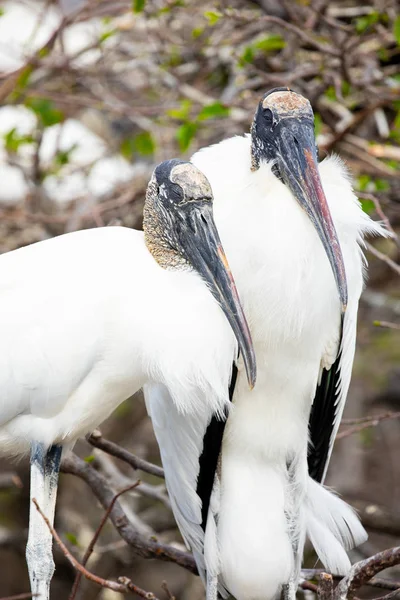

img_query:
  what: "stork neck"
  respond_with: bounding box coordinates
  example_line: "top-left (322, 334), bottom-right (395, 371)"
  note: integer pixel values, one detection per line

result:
top-left (143, 192), bottom-right (188, 270)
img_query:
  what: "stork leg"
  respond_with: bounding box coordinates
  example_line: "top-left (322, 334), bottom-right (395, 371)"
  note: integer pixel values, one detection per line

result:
top-left (26, 443), bottom-right (62, 600)
top-left (206, 572), bottom-right (219, 600)
top-left (283, 455), bottom-right (307, 600)
top-left (282, 579), bottom-right (296, 600)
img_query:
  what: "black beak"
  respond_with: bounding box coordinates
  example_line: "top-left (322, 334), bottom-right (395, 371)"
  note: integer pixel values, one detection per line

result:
top-left (275, 119), bottom-right (348, 313)
top-left (177, 203), bottom-right (256, 389)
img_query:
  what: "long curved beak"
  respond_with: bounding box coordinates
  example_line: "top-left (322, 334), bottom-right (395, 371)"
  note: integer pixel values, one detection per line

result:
top-left (177, 203), bottom-right (256, 389)
top-left (276, 120), bottom-right (348, 313)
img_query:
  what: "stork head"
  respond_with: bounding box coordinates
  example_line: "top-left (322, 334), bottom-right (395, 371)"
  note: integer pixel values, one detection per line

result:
top-left (251, 87), bottom-right (347, 313)
top-left (144, 159), bottom-right (256, 388)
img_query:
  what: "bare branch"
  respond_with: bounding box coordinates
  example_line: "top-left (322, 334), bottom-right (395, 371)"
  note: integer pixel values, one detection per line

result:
top-left (69, 481), bottom-right (141, 600)
top-left (33, 498), bottom-right (160, 599)
top-left (61, 453), bottom-right (196, 574)
top-left (88, 431), bottom-right (165, 479)
top-left (337, 411), bottom-right (400, 440)
top-left (335, 547), bottom-right (400, 600)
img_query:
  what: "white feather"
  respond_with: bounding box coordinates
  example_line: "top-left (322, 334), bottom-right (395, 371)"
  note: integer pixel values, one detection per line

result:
top-left (306, 478), bottom-right (367, 554)
top-left (0, 226), bottom-right (237, 456)
top-left (188, 133), bottom-right (386, 599)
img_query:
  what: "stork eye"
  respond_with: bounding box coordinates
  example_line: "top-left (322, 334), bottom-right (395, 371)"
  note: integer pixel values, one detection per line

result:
top-left (263, 108), bottom-right (273, 125)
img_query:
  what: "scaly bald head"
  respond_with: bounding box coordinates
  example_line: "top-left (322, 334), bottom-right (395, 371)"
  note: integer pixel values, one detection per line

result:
top-left (249, 88), bottom-right (348, 313)
top-left (143, 159), bottom-right (257, 388)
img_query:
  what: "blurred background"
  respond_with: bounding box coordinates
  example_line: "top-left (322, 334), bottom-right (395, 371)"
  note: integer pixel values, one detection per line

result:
top-left (0, 0), bottom-right (399, 598)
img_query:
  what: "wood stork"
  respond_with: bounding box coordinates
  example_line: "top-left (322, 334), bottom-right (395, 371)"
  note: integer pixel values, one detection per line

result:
top-left (146, 89), bottom-right (387, 600)
top-left (0, 159), bottom-right (256, 600)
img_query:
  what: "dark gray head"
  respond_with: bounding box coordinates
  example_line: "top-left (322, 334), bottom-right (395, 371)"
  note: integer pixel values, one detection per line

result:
top-left (144, 159), bottom-right (256, 388)
top-left (251, 88), bottom-right (348, 313)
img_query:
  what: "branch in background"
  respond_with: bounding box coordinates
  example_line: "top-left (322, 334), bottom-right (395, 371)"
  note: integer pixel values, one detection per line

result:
top-left (301, 569), bottom-right (400, 592)
top-left (69, 481), bottom-right (141, 600)
top-left (88, 431), bottom-right (164, 479)
top-left (374, 321), bottom-right (400, 331)
top-left (357, 192), bottom-right (398, 242)
top-left (366, 243), bottom-right (400, 277)
top-left (0, 472), bottom-right (23, 490)
top-left (337, 411), bottom-right (400, 440)
top-left (318, 573), bottom-right (334, 600)
top-left (334, 546), bottom-right (400, 600)
top-left (0, 595), bottom-right (37, 600)
top-left (61, 453), bottom-right (196, 574)
top-left (33, 498), bottom-right (160, 599)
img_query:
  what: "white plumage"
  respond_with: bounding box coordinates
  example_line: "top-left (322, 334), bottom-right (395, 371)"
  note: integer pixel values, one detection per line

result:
top-left (0, 159), bottom-right (255, 600)
top-left (0, 226), bottom-right (237, 455)
top-left (147, 91), bottom-right (387, 600)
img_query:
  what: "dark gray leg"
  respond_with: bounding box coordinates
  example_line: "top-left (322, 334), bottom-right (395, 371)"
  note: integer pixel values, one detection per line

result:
top-left (26, 443), bottom-right (62, 600)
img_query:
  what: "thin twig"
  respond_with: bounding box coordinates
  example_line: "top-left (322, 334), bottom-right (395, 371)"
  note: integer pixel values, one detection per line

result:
top-left (337, 412), bottom-right (400, 439)
top-left (365, 243), bottom-right (400, 277)
top-left (32, 498), bottom-right (160, 599)
top-left (224, 8), bottom-right (341, 56)
top-left (0, 595), bottom-right (37, 600)
top-left (342, 412), bottom-right (400, 426)
top-left (301, 569), bottom-right (400, 591)
top-left (357, 192), bottom-right (398, 241)
top-left (88, 431), bottom-right (165, 479)
top-left (61, 453), bottom-right (196, 574)
top-left (69, 481), bottom-right (141, 600)
top-left (161, 581), bottom-right (176, 600)
top-left (374, 321), bottom-right (400, 331)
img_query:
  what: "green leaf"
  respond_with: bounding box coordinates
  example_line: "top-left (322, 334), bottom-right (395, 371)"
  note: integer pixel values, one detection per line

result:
top-left (204, 10), bottom-right (221, 25)
top-left (394, 15), bottom-right (400, 46)
top-left (254, 34), bottom-right (285, 52)
top-left (120, 132), bottom-right (156, 158)
top-left (360, 198), bottom-right (375, 214)
top-left (54, 144), bottom-right (78, 167)
top-left (314, 113), bottom-right (323, 137)
top-left (356, 174), bottom-right (372, 192)
top-left (25, 98), bottom-right (63, 127)
top-left (176, 122), bottom-right (198, 151)
top-left (65, 532), bottom-right (79, 546)
top-left (192, 26), bottom-right (204, 39)
top-left (3, 128), bottom-right (35, 153)
top-left (134, 131), bottom-right (156, 155)
top-left (167, 99), bottom-right (192, 120)
top-left (84, 454), bottom-right (95, 463)
top-left (198, 102), bottom-right (230, 121)
top-left (99, 28), bottom-right (117, 43)
top-left (15, 66), bottom-right (33, 91)
top-left (239, 45), bottom-right (255, 67)
top-left (132, 0), bottom-right (145, 12)
top-left (374, 178), bottom-right (390, 191)
top-left (355, 11), bottom-right (379, 34)
top-left (324, 86), bottom-right (337, 101)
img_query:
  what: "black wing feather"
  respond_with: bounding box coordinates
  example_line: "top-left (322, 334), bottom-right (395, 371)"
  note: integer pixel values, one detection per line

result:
top-left (197, 363), bottom-right (238, 530)
top-left (307, 351), bottom-right (342, 483)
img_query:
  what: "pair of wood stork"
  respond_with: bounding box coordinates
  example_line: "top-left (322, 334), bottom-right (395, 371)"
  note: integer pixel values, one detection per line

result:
top-left (0, 88), bottom-right (385, 600)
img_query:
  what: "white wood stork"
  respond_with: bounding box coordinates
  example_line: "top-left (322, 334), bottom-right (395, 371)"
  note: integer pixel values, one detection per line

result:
top-left (0, 159), bottom-right (256, 600)
top-left (146, 89), bottom-right (387, 600)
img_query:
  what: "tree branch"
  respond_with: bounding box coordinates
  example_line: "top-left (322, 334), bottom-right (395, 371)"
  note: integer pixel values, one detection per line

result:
top-left (61, 453), bottom-right (196, 574)
top-left (88, 431), bottom-right (165, 479)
